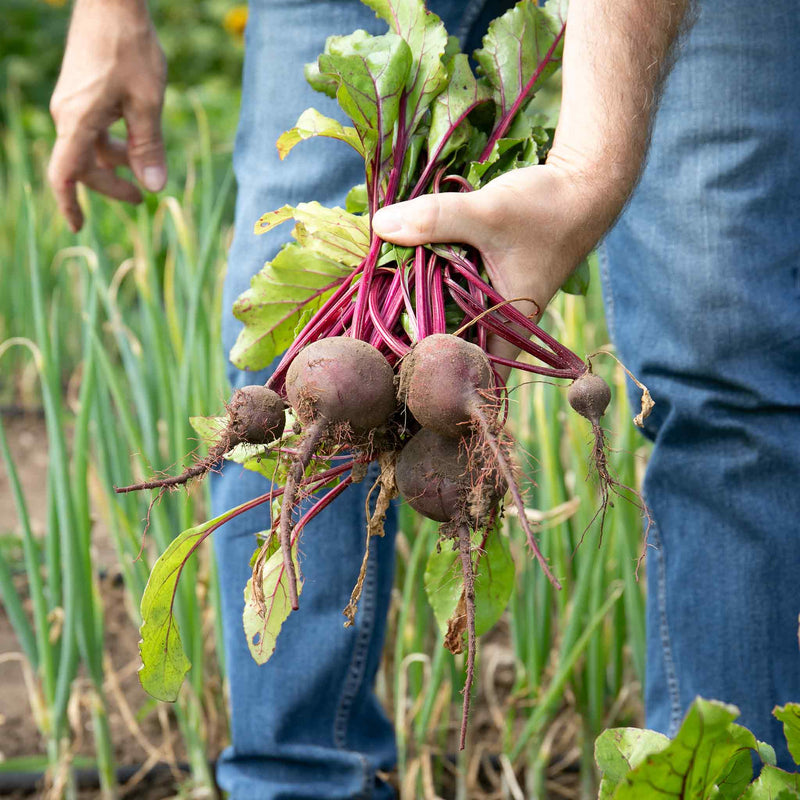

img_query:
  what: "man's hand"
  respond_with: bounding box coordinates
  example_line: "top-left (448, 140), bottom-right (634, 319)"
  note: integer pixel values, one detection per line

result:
top-left (48, 0), bottom-right (167, 232)
top-left (372, 158), bottom-right (624, 364)
top-left (375, 0), bottom-right (689, 363)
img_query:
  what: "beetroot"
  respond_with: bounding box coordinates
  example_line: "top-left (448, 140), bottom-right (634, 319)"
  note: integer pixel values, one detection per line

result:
top-left (396, 428), bottom-right (504, 524)
top-left (116, 384), bottom-right (285, 494)
top-left (395, 428), bottom-right (467, 522)
top-left (568, 371), bottom-right (611, 426)
top-left (228, 385), bottom-right (287, 445)
top-left (286, 336), bottom-right (397, 434)
top-left (270, 337), bottom-right (398, 611)
top-left (399, 334), bottom-right (495, 438)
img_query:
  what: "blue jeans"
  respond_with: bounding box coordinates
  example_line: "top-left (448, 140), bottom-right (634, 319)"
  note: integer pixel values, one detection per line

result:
top-left (602, 0), bottom-right (800, 768)
top-left (215, 0), bottom-right (800, 794)
top-left (212, 2), bottom-right (514, 797)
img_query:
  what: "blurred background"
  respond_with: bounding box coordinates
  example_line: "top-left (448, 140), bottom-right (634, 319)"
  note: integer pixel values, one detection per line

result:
top-left (0, 2), bottom-right (648, 798)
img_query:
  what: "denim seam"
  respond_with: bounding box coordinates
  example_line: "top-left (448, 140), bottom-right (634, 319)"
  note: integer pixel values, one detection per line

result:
top-left (333, 527), bottom-right (379, 793)
top-left (597, 242), bottom-right (618, 346)
top-left (651, 521), bottom-right (684, 735)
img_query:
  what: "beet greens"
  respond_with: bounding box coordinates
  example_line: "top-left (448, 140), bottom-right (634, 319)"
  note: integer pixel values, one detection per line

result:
top-left (128, 0), bottom-right (648, 749)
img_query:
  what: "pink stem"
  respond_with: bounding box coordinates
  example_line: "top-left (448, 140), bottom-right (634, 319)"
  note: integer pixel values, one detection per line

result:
top-left (414, 246), bottom-right (429, 339)
top-left (479, 23), bottom-right (566, 162)
top-left (291, 474), bottom-right (354, 541)
top-left (444, 275), bottom-right (579, 376)
top-left (399, 263), bottom-right (418, 339)
top-left (429, 257), bottom-right (447, 334)
top-left (352, 235), bottom-right (384, 341)
top-left (368, 280), bottom-right (411, 357)
top-left (446, 254), bottom-right (586, 371)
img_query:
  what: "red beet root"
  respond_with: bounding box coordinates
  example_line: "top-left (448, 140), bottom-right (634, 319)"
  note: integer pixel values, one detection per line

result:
top-left (115, 384), bottom-right (286, 494)
top-left (228, 385), bottom-right (286, 445)
top-left (286, 336), bottom-right (397, 434)
top-left (399, 334), bottom-right (495, 438)
top-left (568, 371), bottom-right (611, 425)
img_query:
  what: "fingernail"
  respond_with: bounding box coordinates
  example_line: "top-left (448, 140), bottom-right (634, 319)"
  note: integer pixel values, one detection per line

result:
top-left (142, 165), bottom-right (166, 192)
top-left (372, 207), bottom-right (403, 235)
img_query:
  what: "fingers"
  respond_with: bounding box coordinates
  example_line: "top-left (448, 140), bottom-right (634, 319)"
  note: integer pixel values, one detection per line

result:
top-left (372, 192), bottom-right (483, 247)
top-left (48, 130), bottom-right (95, 232)
top-left (90, 133), bottom-right (141, 201)
top-left (96, 133), bottom-right (130, 170)
top-left (49, 130), bottom-right (145, 232)
top-left (83, 167), bottom-right (143, 205)
top-left (124, 96), bottom-right (167, 192)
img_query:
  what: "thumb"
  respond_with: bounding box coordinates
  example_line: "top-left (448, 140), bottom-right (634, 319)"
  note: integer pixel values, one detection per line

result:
top-left (372, 192), bottom-right (484, 247)
top-left (125, 100), bottom-right (167, 192)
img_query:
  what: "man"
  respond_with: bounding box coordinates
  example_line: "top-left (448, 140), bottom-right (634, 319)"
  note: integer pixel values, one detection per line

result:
top-left (49, 0), bottom-right (800, 797)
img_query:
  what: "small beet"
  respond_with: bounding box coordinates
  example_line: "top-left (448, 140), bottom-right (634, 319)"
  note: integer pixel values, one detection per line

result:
top-left (285, 336), bottom-right (397, 433)
top-left (395, 428), bottom-right (469, 522)
top-left (399, 334), bottom-right (495, 438)
top-left (568, 372), bottom-right (611, 426)
top-left (228, 385), bottom-right (286, 445)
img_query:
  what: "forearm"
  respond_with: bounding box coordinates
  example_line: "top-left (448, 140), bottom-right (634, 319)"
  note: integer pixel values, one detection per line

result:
top-left (549, 0), bottom-right (691, 211)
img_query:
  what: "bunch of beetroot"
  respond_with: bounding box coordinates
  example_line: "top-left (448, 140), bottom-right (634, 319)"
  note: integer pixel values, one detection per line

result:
top-left (123, 0), bottom-right (646, 748)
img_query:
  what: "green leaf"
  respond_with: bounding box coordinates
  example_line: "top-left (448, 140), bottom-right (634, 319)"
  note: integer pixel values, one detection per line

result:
top-left (361, 0), bottom-right (449, 136)
top-left (276, 108), bottom-right (364, 161)
top-left (139, 509), bottom-right (240, 700)
top-left (561, 257), bottom-right (591, 296)
top-left (713, 748), bottom-right (756, 800)
top-left (231, 242), bottom-right (352, 371)
top-left (774, 705), bottom-right (800, 767)
top-left (291, 202), bottom-right (370, 267)
top-left (594, 727), bottom-right (670, 800)
top-left (428, 53), bottom-right (490, 163)
top-left (318, 30), bottom-right (412, 168)
top-left (466, 136), bottom-right (527, 187)
top-left (608, 699), bottom-right (758, 800)
top-left (243, 543), bottom-right (302, 664)
top-left (711, 723), bottom-right (764, 799)
top-left (249, 534), bottom-right (280, 570)
top-left (345, 183), bottom-right (368, 214)
top-left (424, 527), bottom-right (515, 640)
top-left (188, 414), bottom-right (227, 443)
top-left (738, 765), bottom-right (800, 800)
top-left (474, 1), bottom-right (565, 125)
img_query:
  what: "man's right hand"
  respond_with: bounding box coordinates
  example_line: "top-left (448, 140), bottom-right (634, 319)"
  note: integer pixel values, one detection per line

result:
top-left (48, 0), bottom-right (167, 232)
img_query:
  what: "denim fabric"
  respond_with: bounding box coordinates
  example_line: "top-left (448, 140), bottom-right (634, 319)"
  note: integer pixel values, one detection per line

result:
top-left (212, 2), bottom-right (513, 797)
top-left (602, 0), bottom-right (800, 767)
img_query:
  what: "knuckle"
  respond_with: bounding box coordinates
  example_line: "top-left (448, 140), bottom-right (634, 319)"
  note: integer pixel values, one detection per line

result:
top-left (128, 134), bottom-right (163, 159)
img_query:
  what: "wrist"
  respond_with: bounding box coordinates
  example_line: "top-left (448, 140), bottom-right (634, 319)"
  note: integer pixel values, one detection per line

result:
top-left (544, 142), bottom-right (641, 242)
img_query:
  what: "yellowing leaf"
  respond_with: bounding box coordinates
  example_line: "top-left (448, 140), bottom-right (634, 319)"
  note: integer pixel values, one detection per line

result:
top-left (254, 205), bottom-right (295, 236)
top-left (231, 243), bottom-right (352, 371)
top-left (243, 544), bottom-right (302, 664)
top-left (189, 415), bottom-right (227, 443)
top-left (292, 202), bottom-right (370, 267)
top-left (276, 108), bottom-right (363, 161)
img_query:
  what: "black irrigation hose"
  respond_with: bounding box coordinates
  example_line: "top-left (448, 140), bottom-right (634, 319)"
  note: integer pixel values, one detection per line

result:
top-left (0, 761), bottom-right (217, 796)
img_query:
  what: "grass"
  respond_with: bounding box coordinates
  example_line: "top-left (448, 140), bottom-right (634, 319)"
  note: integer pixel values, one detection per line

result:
top-left (0, 89), bottom-right (649, 799)
top-left (0, 91), bottom-right (232, 797)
